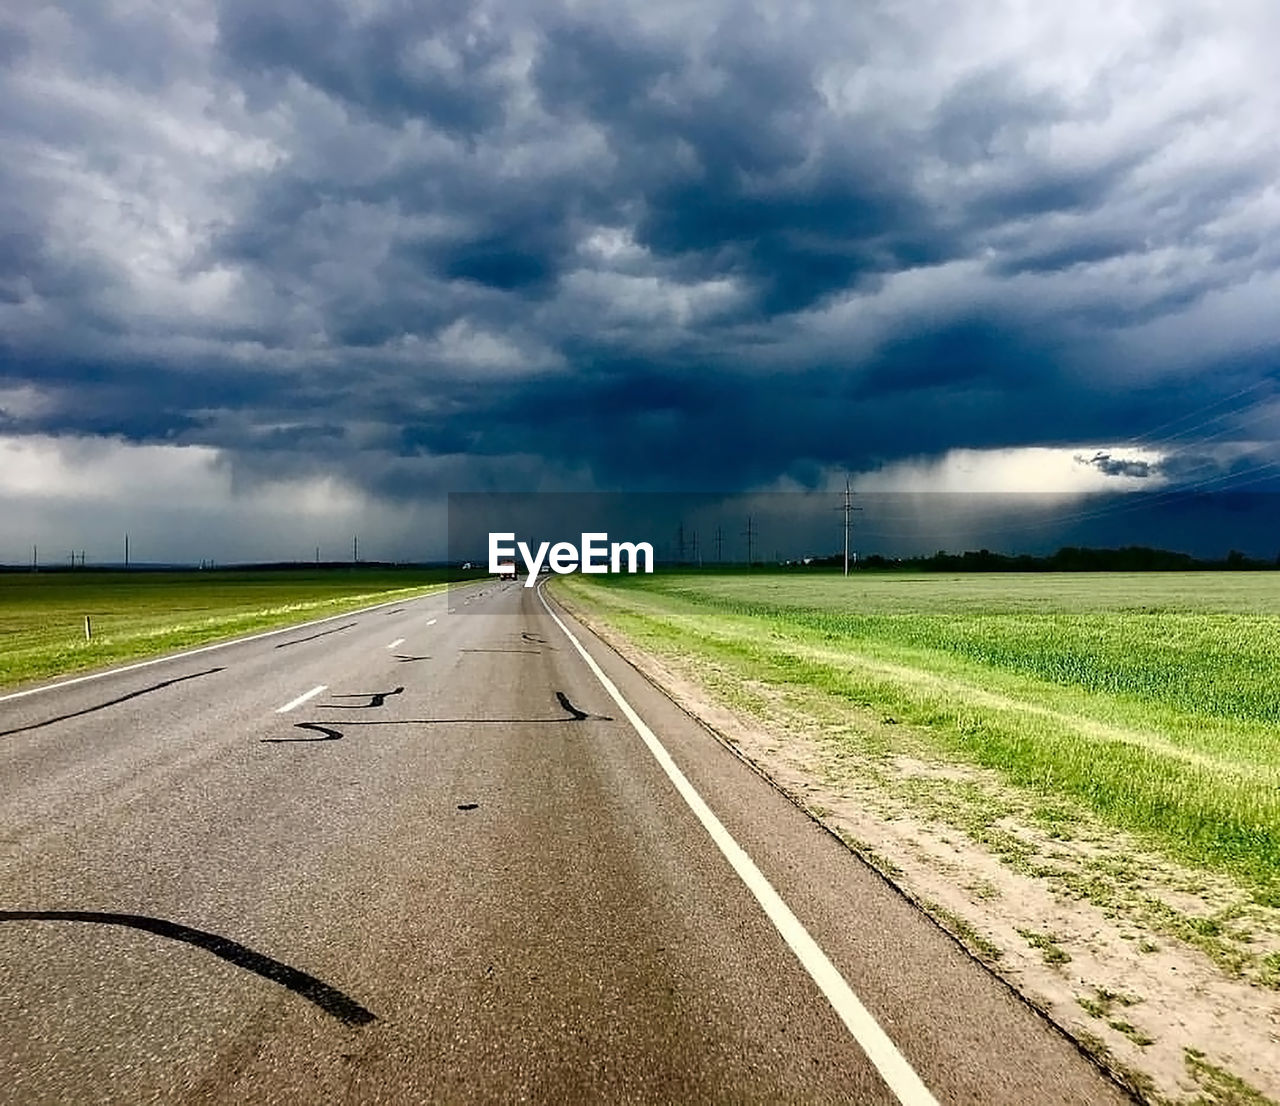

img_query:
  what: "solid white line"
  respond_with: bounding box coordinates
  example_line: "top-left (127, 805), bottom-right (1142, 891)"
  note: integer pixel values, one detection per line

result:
top-left (387, 638), bottom-right (405, 650)
top-left (276, 685), bottom-right (327, 714)
top-left (536, 585), bottom-right (939, 1106)
top-left (0, 585), bottom-right (471, 706)
top-left (426, 618), bottom-right (438, 626)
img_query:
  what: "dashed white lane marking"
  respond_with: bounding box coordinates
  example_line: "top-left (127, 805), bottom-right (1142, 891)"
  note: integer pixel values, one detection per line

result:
top-left (536, 584), bottom-right (939, 1106)
top-left (426, 618), bottom-right (438, 626)
top-left (387, 638), bottom-right (405, 650)
top-left (276, 685), bottom-right (327, 714)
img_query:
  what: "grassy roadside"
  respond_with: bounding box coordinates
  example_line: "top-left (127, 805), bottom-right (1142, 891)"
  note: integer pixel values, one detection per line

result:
top-left (0, 568), bottom-right (461, 692)
top-left (556, 572), bottom-right (1280, 902)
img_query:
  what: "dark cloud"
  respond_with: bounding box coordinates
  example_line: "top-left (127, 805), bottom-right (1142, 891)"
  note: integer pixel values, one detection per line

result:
top-left (2, 0), bottom-right (1280, 559)
top-left (530, 12), bottom-right (952, 313)
top-left (1076, 452), bottom-right (1154, 478)
top-left (217, 0), bottom-right (512, 135)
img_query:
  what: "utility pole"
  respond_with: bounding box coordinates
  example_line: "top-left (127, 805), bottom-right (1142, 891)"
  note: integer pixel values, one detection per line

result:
top-left (691, 530), bottom-right (700, 567)
top-left (353, 534), bottom-right (359, 564)
top-left (316, 546), bottom-right (320, 564)
top-left (124, 533), bottom-right (129, 568)
top-left (32, 544), bottom-right (37, 572)
top-left (676, 521), bottom-right (686, 564)
top-left (743, 516), bottom-right (756, 567)
top-left (838, 477), bottom-right (862, 577)
top-left (715, 526), bottom-right (724, 563)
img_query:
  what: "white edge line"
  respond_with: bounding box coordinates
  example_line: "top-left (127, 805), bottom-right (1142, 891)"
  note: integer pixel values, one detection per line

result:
top-left (536, 583), bottom-right (939, 1106)
top-left (0, 584), bottom-right (474, 706)
top-left (387, 638), bottom-right (405, 650)
top-left (276, 685), bottom-right (327, 714)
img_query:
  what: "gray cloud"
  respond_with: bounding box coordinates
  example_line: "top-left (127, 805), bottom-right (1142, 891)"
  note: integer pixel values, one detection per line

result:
top-left (1076, 452), bottom-right (1155, 479)
top-left (2, 0), bottom-right (1280, 558)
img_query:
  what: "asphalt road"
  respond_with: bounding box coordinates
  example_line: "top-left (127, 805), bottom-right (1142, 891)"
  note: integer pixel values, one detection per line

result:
top-left (0, 579), bottom-right (1131, 1104)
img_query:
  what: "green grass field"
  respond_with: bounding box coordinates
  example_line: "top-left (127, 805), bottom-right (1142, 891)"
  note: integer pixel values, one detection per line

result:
top-left (0, 568), bottom-right (462, 691)
top-left (556, 571), bottom-right (1280, 902)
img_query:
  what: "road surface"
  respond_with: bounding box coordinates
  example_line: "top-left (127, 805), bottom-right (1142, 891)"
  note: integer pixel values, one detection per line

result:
top-left (0, 580), bottom-right (1130, 1104)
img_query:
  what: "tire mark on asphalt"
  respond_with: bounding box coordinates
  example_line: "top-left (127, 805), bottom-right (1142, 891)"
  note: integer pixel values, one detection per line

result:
top-left (0, 668), bottom-right (225, 738)
top-left (274, 623), bottom-right (358, 649)
top-left (319, 687), bottom-right (405, 709)
top-left (319, 692), bottom-right (612, 726)
top-left (554, 690), bottom-right (612, 721)
top-left (0, 911), bottom-right (376, 1026)
top-left (261, 723), bottom-right (344, 743)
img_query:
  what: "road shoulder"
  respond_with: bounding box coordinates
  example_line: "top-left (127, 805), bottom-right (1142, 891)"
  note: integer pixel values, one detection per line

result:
top-left (542, 583), bottom-right (1136, 1106)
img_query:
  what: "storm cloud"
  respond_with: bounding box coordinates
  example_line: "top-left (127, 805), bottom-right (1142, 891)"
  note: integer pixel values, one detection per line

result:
top-left (1077, 452), bottom-right (1155, 479)
top-left (2, 0), bottom-right (1279, 559)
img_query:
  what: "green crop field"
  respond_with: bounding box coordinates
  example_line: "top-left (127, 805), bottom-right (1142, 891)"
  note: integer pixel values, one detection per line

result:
top-left (0, 568), bottom-right (462, 692)
top-left (556, 571), bottom-right (1280, 902)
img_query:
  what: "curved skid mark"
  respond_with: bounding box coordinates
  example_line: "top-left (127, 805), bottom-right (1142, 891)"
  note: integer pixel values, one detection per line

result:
top-left (0, 911), bottom-right (375, 1026)
top-left (556, 691), bottom-right (589, 721)
top-left (556, 690), bottom-right (613, 722)
top-left (262, 722), bottom-right (343, 743)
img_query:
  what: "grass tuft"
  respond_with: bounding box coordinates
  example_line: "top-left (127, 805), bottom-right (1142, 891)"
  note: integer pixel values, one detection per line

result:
top-left (1184, 1048), bottom-right (1277, 1105)
top-left (1018, 928), bottom-right (1073, 967)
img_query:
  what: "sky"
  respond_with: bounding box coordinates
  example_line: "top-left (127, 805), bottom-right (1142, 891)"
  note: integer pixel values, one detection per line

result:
top-left (2, 0), bottom-right (1279, 563)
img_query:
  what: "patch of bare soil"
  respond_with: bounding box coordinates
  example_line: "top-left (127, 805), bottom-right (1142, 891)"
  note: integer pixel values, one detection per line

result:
top-left (566, 602), bottom-right (1280, 1106)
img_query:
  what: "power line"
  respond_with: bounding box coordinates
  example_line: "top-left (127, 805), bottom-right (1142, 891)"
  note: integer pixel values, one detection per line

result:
top-left (837, 477), bottom-right (862, 576)
top-left (1117, 377), bottom-right (1273, 456)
